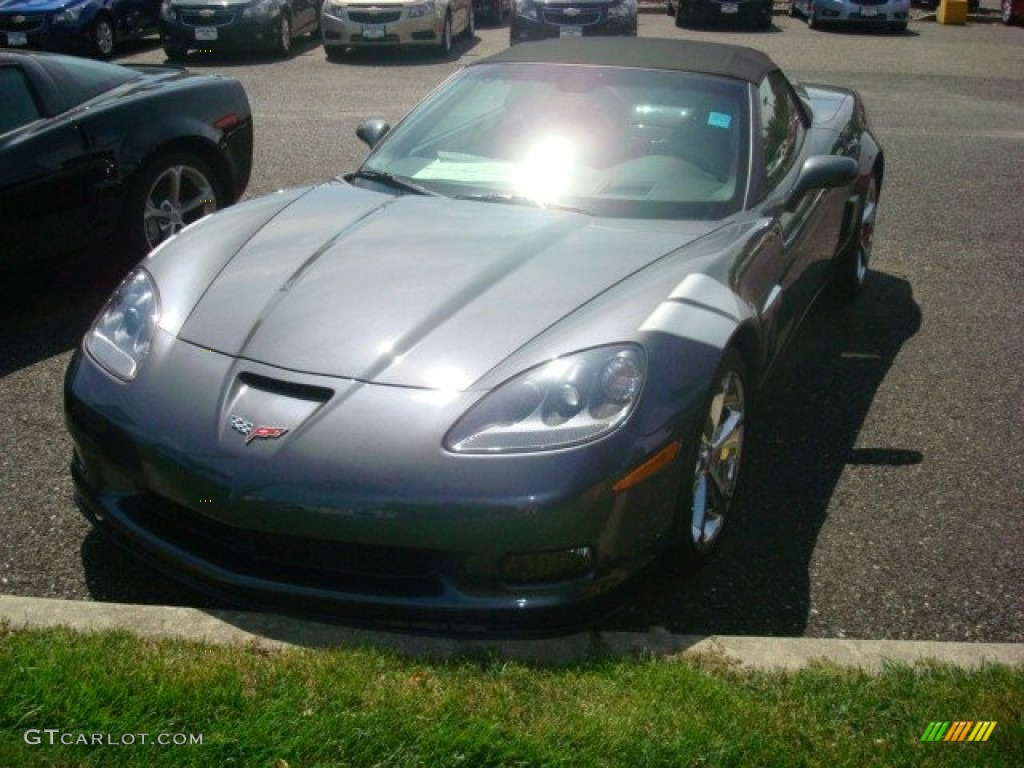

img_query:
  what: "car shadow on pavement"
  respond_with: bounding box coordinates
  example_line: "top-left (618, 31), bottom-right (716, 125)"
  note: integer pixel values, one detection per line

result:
top-left (606, 270), bottom-right (922, 637)
top-left (77, 270), bottom-right (921, 641)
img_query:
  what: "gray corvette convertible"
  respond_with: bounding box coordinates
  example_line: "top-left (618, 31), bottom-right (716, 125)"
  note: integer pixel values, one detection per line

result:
top-left (65, 38), bottom-right (882, 628)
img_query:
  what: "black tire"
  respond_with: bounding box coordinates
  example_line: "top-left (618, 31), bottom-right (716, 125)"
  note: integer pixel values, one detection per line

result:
top-left (752, 2), bottom-right (772, 28)
top-left (122, 151), bottom-right (223, 258)
top-left (889, 20), bottom-right (907, 32)
top-left (835, 172), bottom-right (878, 300)
top-left (672, 348), bottom-right (749, 569)
top-left (788, 0), bottom-right (798, 16)
top-left (463, 5), bottom-right (475, 38)
top-left (674, 5), bottom-right (688, 27)
top-left (1003, 0), bottom-right (1018, 23)
top-left (90, 14), bottom-right (116, 59)
top-left (273, 13), bottom-right (293, 57)
top-left (325, 46), bottom-right (346, 61)
top-left (438, 13), bottom-right (453, 57)
top-left (163, 46), bottom-right (187, 61)
top-left (666, 0), bottom-right (675, 15)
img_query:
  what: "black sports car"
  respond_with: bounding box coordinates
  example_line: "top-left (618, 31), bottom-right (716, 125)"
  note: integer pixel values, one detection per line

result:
top-left (66, 39), bottom-right (882, 629)
top-left (0, 50), bottom-right (252, 271)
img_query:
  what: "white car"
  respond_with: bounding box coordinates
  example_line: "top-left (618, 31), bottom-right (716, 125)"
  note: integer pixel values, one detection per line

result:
top-left (321, 0), bottom-right (474, 59)
top-left (789, 0), bottom-right (911, 32)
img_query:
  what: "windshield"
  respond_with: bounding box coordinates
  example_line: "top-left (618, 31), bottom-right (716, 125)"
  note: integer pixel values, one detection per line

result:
top-left (361, 62), bottom-right (750, 220)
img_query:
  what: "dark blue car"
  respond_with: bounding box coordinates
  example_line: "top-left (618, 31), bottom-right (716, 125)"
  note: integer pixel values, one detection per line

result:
top-left (0, 0), bottom-right (161, 58)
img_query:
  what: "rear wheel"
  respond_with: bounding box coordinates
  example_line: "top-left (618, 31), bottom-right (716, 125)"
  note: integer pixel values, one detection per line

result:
top-left (836, 173), bottom-right (878, 299)
top-left (673, 348), bottom-right (748, 568)
top-left (123, 151), bottom-right (223, 257)
top-left (90, 14), bottom-right (116, 58)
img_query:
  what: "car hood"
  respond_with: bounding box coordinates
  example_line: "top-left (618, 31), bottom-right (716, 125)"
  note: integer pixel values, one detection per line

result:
top-left (177, 182), bottom-right (716, 390)
top-left (0, 0), bottom-right (79, 11)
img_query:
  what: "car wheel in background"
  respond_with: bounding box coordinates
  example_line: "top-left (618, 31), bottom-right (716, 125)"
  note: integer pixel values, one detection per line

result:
top-left (807, 2), bottom-right (819, 28)
top-left (1003, 0), bottom-right (1019, 23)
top-left (90, 14), bottom-right (116, 58)
top-left (464, 5), bottom-right (476, 37)
top-left (123, 152), bottom-right (223, 257)
top-left (674, 348), bottom-right (748, 568)
top-left (438, 13), bottom-right (453, 57)
top-left (163, 46), bottom-right (187, 61)
top-left (274, 13), bottom-right (293, 57)
top-left (836, 173), bottom-right (878, 299)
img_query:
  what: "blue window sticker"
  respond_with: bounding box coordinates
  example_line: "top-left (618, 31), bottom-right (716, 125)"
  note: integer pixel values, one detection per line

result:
top-left (707, 112), bottom-right (732, 129)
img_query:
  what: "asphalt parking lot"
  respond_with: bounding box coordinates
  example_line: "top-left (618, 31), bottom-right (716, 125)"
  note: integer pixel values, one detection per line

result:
top-left (1, 10), bottom-right (1021, 643)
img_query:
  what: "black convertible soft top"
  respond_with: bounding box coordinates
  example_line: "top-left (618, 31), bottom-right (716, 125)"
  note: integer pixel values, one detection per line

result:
top-left (474, 37), bottom-right (776, 85)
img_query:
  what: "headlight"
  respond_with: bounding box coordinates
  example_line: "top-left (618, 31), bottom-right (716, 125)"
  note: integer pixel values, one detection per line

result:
top-left (160, 0), bottom-right (175, 21)
top-left (408, 1), bottom-right (436, 17)
top-left (607, 0), bottom-right (636, 19)
top-left (242, 0), bottom-right (277, 17)
top-left (51, 1), bottom-right (86, 25)
top-left (445, 345), bottom-right (645, 453)
top-left (324, 0), bottom-right (346, 18)
top-left (514, 0), bottom-right (538, 20)
top-left (85, 269), bottom-right (161, 381)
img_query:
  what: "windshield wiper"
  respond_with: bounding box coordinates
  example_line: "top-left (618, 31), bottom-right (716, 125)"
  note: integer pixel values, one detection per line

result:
top-left (351, 169), bottom-right (439, 197)
top-left (454, 194), bottom-right (594, 216)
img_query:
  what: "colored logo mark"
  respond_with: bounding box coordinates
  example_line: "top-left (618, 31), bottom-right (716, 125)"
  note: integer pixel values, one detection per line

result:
top-left (921, 721), bottom-right (997, 742)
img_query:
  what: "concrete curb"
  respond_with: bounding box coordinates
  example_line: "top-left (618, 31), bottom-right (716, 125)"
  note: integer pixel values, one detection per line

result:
top-left (2, 595), bottom-right (1021, 670)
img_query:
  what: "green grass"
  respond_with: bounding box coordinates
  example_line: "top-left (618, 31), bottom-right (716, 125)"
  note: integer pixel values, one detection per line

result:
top-left (1, 626), bottom-right (1021, 767)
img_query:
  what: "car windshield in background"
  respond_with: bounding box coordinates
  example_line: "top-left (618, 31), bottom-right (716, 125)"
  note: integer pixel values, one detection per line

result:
top-left (362, 63), bottom-right (750, 220)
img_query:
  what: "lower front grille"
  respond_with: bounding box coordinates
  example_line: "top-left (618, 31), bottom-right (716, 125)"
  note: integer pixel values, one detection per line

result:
top-left (348, 10), bottom-right (403, 22)
top-left (542, 9), bottom-right (603, 24)
top-left (121, 493), bottom-right (448, 597)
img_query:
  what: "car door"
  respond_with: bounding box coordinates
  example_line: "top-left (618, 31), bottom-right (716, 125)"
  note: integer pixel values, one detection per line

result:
top-left (0, 63), bottom-right (107, 270)
top-left (749, 71), bottom-right (827, 359)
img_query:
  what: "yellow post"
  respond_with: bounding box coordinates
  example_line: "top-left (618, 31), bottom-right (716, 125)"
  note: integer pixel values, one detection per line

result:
top-left (937, 0), bottom-right (968, 24)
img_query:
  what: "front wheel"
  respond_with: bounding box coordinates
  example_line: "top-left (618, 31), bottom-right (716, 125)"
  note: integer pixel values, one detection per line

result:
top-left (437, 13), bottom-right (453, 57)
top-left (163, 45), bottom-right (187, 61)
top-left (273, 13), bottom-right (293, 57)
top-left (90, 15), bottom-right (116, 58)
top-left (807, 3), bottom-right (819, 28)
top-left (673, 348), bottom-right (748, 568)
top-left (123, 152), bottom-right (223, 257)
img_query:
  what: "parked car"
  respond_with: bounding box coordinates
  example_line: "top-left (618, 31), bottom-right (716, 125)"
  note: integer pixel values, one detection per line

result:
top-left (160, 0), bottom-right (321, 59)
top-left (321, 0), bottom-right (474, 59)
top-left (789, 0), bottom-right (911, 31)
top-left (510, 0), bottom-right (636, 43)
top-left (0, 0), bottom-right (161, 58)
top-left (66, 38), bottom-right (883, 628)
top-left (667, 0), bottom-right (773, 29)
top-left (474, 0), bottom-right (510, 24)
top-left (0, 50), bottom-right (252, 271)
top-left (1003, 0), bottom-right (1023, 23)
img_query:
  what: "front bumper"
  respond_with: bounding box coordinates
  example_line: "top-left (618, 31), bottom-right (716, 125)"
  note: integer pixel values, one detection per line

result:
top-left (810, 0), bottom-right (910, 23)
top-left (65, 335), bottom-right (686, 628)
top-left (160, 16), bottom-right (280, 52)
top-left (0, 16), bottom-right (93, 53)
top-left (674, 0), bottom-right (769, 23)
top-left (321, 9), bottom-right (444, 49)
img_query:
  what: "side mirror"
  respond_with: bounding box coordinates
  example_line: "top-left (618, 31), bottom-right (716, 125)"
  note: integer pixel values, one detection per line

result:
top-left (356, 119), bottom-right (391, 150)
top-left (785, 155), bottom-right (859, 211)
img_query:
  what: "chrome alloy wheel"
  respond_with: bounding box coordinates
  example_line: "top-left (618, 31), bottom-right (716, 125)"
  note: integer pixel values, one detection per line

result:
top-left (690, 366), bottom-right (745, 552)
top-left (142, 164), bottom-right (217, 250)
top-left (853, 174), bottom-right (878, 287)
